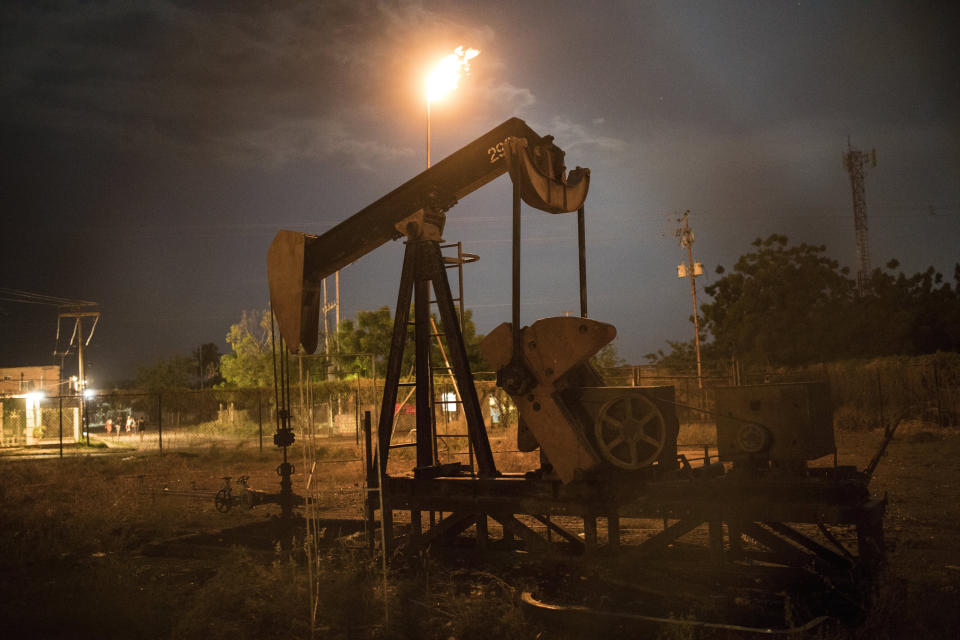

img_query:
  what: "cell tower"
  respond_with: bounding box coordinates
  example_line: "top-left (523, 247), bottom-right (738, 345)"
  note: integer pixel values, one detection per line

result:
top-left (843, 139), bottom-right (877, 295)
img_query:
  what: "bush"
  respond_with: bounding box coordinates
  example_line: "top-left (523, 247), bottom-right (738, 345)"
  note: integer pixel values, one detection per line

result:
top-left (172, 548), bottom-right (309, 640)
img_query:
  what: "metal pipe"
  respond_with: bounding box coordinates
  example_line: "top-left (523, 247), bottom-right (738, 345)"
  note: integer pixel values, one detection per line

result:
top-left (363, 411), bottom-right (375, 550)
top-left (512, 180), bottom-right (522, 353)
top-left (687, 234), bottom-right (702, 390)
top-left (414, 249), bottom-right (434, 469)
top-left (157, 393), bottom-right (163, 455)
top-left (577, 206), bottom-right (588, 318)
top-left (78, 317), bottom-right (88, 446)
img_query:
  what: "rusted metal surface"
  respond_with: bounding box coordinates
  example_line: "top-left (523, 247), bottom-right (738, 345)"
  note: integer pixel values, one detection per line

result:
top-left (482, 317), bottom-right (615, 483)
top-left (570, 386), bottom-right (679, 471)
top-left (715, 382), bottom-right (836, 464)
top-left (268, 117), bottom-right (573, 354)
top-left (267, 230), bottom-right (321, 353)
top-left (504, 136), bottom-right (590, 213)
top-left (377, 467), bottom-right (885, 572)
top-left (577, 206), bottom-right (587, 317)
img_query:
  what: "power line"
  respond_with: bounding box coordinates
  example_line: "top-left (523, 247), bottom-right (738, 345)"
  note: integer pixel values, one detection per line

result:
top-left (0, 287), bottom-right (96, 307)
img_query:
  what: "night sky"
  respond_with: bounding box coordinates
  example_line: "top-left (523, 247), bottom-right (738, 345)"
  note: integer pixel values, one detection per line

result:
top-left (1, 1), bottom-right (957, 386)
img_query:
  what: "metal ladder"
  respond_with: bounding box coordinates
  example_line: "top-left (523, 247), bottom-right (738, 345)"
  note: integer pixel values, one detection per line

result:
top-left (388, 242), bottom-right (478, 474)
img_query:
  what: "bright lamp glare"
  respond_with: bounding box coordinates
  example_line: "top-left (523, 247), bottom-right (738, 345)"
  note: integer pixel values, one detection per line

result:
top-left (83, 388), bottom-right (95, 399)
top-left (426, 46), bottom-right (479, 103)
top-left (25, 392), bottom-right (45, 401)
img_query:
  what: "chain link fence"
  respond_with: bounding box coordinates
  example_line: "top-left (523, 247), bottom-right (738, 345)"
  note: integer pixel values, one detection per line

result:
top-left (0, 389), bottom-right (270, 455)
top-left (599, 352), bottom-right (960, 433)
top-left (2, 353), bottom-right (955, 456)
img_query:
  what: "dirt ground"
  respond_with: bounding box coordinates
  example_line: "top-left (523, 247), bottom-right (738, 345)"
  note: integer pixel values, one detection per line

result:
top-left (1, 423), bottom-right (958, 639)
top-left (840, 424), bottom-right (960, 639)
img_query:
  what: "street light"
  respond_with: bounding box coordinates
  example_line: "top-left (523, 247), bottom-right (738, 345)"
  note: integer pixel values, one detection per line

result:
top-left (425, 46), bottom-right (479, 168)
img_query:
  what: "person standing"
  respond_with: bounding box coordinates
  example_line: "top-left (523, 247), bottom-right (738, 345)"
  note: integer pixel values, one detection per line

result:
top-left (126, 415), bottom-right (134, 434)
top-left (105, 418), bottom-right (113, 434)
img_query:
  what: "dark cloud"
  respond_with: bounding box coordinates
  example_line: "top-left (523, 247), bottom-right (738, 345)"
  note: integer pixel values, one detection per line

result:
top-left (0, 1), bottom-right (512, 168)
top-left (1, 0), bottom-right (957, 378)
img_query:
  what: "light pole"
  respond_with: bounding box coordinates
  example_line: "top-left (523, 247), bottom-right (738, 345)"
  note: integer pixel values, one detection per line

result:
top-left (676, 210), bottom-right (704, 390)
top-left (425, 46), bottom-right (479, 169)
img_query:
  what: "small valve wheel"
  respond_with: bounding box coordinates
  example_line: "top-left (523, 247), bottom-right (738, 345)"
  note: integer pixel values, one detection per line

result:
top-left (214, 488), bottom-right (232, 513)
top-left (736, 423), bottom-right (770, 454)
top-left (594, 394), bottom-right (666, 470)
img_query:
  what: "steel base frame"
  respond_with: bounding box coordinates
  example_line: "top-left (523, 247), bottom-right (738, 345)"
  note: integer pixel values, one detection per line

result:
top-left (370, 470), bottom-right (886, 572)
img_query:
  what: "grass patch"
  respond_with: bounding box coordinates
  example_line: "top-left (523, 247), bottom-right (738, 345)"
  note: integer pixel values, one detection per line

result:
top-left (172, 548), bottom-right (309, 640)
top-left (77, 439), bottom-right (110, 449)
top-left (677, 422), bottom-right (716, 446)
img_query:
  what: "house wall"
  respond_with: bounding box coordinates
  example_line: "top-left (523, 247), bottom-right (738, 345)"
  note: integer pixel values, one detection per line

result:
top-left (0, 365), bottom-right (62, 396)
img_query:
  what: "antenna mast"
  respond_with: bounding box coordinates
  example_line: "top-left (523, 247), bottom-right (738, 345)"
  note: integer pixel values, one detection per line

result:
top-left (843, 140), bottom-right (877, 295)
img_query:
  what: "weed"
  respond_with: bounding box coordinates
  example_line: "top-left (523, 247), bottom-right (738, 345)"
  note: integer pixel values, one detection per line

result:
top-left (171, 547), bottom-right (309, 640)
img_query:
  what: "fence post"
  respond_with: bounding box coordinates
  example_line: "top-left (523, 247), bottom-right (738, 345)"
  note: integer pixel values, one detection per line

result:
top-left (157, 393), bottom-right (163, 455)
top-left (258, 389), bottom-right (263, 453)
top-left (876, 368), bottom-right (885, 431)
top-left (59, 396), bottom-right (63, 459)
top-left (363, 410), bottom-right (375, 549)
top-left (933, 361), bottom-right (944, 428)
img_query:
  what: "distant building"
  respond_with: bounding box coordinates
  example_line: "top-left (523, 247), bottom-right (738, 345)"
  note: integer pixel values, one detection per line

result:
top-left (0, 365), bottom-right (62, 397)
top-left (0, 365), bottom-right (78, 445)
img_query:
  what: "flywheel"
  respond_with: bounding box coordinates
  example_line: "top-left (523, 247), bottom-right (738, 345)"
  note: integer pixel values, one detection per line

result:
top-left (594, 394), bottom-right (666, 470)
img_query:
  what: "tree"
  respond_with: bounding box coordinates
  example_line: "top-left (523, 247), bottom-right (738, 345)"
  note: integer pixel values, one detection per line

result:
top-left (645, 339), bottom-right (701, 370)
top-left (335, 307), bottom-right (394, 377)
top-left (591, 342), bottom-right (626, 371)
top-left (857, 261), bottom-right (960, 356)
top-left (217, 306), bottom-right (492, 386)
top-left (135, 343), bottom-right (224, 391)
top-left (135, 355), bottom-right (196, 391)
top-left (460, 309), bottom-right (490, 374)
top-left (194, 342), bottom-right (223, 388)
top-left (660, 234), bottom-right (960, 368)
top-left (219, 309), bottom-right (274, 388)
top-left (700, 235), bottom-right (856, 366)
top-left (336, 306), bottom-right (489, 377)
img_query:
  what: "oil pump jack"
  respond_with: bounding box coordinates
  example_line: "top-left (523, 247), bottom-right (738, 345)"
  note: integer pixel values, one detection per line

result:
top-left (268, 117), bottom-right (671, 485)
top-left (269, 117), bottom-right (671, 544)
top-left (267, 118), bottom-right (884, 580)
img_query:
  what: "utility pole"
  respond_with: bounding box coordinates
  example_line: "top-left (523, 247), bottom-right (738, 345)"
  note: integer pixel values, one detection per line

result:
top-left (676, 211), bottom-right (704, 390)
top-left (77, 317), bottom-right (87, 443)
top-left (843, 139), bottom-right (877, 296)
top-left (0, 289), bottom-right (98, 442)
top-left (59, 306), bottom-right (99, 442)
top-left (321, 273), bottom-right (340, 378)
top-left (320, 267), bottom-right (342, 451)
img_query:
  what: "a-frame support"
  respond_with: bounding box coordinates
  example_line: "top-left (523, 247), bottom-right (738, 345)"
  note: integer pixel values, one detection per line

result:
top-left (376, 237), bottom-right (497, 479)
